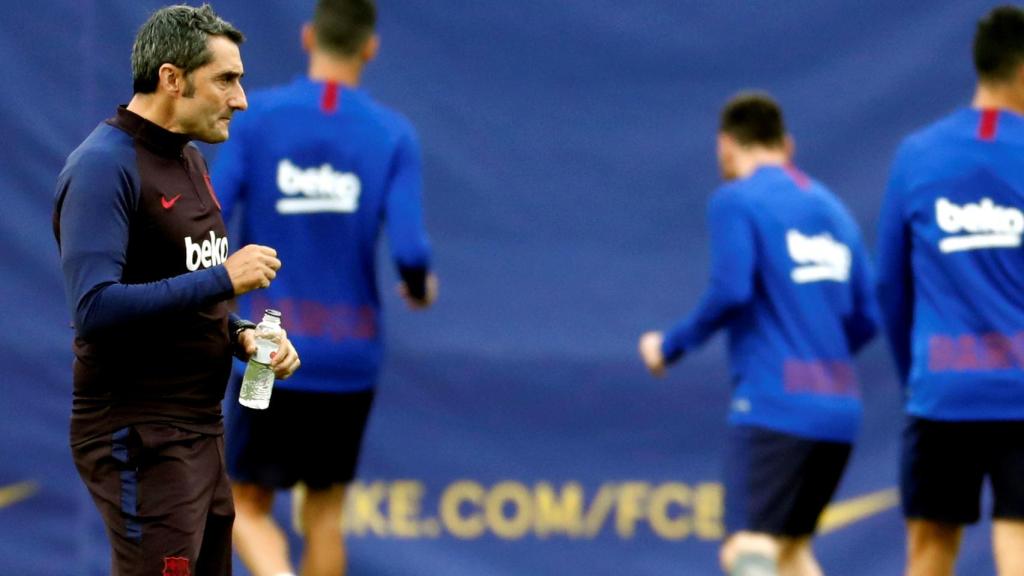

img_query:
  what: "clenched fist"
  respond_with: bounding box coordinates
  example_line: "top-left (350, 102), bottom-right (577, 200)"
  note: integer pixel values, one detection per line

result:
top-left (224, 244), bottom-right (281, 295)
top-left (638, 331), bottom-right (668, 377)
top-left (398, 273), bottom-right (439, 310)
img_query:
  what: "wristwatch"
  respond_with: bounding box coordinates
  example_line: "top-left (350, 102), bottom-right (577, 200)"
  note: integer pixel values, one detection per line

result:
top-left (230, 318), bottom-right (257, 341)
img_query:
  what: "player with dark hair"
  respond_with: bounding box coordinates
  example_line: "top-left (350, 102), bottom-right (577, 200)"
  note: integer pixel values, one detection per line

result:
top-left (53, 4), bottom-right (299, 574)
top-left (876, 5), bottom-right (1024, 575)
top-left (639, 92), bottom-right (878, 576)
top-left (210, 0), bottom-right (435, 574)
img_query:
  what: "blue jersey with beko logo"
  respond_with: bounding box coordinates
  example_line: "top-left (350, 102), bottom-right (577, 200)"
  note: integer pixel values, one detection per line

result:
top-left (877, 108), bottom-right (1024, 421)
top-left (210, 77), bottom-right (432, 393)
top-left (660, 165), bottom-right (879, 442)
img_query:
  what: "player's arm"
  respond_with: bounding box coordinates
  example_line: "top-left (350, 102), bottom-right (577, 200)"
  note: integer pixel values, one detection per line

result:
top-left (209, 117), bottom-right (286, 337)
top-left (208, 108), bottom-right (249, 224)
top-left (875, 145), bottom-right (914, 383)
top-left (640, 190), bottom-right (756, 376)
top-left (56, 151), bottom-right (275, 339)
top-left (844, 228), bottom-right (881, 354)
top-left (385, 128), bottom-right (436, 309)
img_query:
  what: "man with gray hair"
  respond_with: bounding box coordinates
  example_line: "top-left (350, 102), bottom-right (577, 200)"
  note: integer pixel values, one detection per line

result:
top-left (53, 5), bottom-right (300, 574)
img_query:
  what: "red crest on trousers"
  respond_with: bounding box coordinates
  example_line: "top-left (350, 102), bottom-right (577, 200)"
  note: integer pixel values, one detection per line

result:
top-left (162, 556), bottom-right (190, 576)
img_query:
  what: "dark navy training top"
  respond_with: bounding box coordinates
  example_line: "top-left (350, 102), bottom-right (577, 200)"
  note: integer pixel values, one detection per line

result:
top-left (211, 77), bottom-right (432, 393)
top-left (877, 108), bottom-right (1024, 421)
top-left (661, 165), bottom-right (878, 442)
top-left (55, 107), bottom-right (237, 442)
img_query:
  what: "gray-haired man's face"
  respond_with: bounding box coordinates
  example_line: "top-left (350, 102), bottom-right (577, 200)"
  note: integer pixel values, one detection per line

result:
top-left (174, 36), bottom-right (248, 143)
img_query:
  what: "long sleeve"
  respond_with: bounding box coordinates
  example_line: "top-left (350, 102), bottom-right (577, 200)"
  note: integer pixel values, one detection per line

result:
top-left (875, 145), bottom-right (914, 383)
top-left (56, 149), bottom-right (234, 339)
top-left (385, 129), bottom-right (432, 297)
top-left (661, 189), bottom-right (755, 362)
top-left (209, 112), bottom-right (248, 225)
top-left (844, 234), bottom-right (880, 354)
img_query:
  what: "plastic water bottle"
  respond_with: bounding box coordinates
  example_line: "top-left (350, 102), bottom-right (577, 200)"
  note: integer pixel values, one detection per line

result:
top-left (238, 309), bottom-right (283, 409)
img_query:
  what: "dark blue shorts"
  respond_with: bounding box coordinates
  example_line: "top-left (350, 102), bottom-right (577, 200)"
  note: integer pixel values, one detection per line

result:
top-left (725, 425), bottom-right (852, 537)
top-left (901, 416), bottom-right (1024, 524)
top-left (225, 380), bottom-right (375, 490)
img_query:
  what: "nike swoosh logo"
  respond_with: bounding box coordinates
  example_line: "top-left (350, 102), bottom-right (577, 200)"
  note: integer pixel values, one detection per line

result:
top-left (0, 481), bottom-right (39, 510)
top-left (161, 194), bottom-right (182, 209)
top-left (818, 488), bottom-right (900, 535)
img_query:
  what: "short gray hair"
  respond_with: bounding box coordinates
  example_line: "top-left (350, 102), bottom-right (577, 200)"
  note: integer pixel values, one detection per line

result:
top-left (131, 4), bottom-right (244, 94)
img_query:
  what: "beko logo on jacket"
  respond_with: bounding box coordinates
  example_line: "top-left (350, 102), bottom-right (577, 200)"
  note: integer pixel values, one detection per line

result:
top-left (276, 159), bottom-right (361, 214)
top-left (786, 230), bottom-right (851, 284)
top-left (185, 231), bottom-right (228, 271)
top-left (935, 197), bottom-right (1023, 253)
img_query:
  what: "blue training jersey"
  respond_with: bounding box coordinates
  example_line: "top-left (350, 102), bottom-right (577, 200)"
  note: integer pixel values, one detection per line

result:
top-left (211, 77), bottom-right (432, 393)
top-left (661, 165), bottom-right (878, 442)
top-left (877, 107), bottom-right (1024, 421)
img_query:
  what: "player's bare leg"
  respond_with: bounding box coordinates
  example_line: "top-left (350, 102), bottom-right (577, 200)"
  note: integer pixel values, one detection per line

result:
top-left (905, 519), bottom-right (961, 576)
top-left (232, 482), bottom-right (295, 576)
top-left (993, 519), bottom-right (1024, 576)
top-left (299, 484), bottom-right (347, 576)
top-left (777, 536), bottom-right (822, 576)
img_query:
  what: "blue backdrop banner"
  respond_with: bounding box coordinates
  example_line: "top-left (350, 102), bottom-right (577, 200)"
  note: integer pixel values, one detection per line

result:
top-left (1, 1), bottom-right (1005, 574)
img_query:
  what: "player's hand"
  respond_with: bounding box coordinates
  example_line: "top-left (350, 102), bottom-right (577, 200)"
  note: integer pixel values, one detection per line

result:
top-left (269, 330), bottom-right (300, 380)
top-left (235, 329), bottom-right (300, 379)
top-left (398, 274), bottom-right (439, 310)
top-left (638, 331), bottom-right (667, 377)
top-left (235, 327), bottom-right (257, 360)
top-left (224, 244), bottom-right (281, 295)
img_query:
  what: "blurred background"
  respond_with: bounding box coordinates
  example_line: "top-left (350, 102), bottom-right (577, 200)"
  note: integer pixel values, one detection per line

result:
top-left (1, 1), bottom-right (1006, 573)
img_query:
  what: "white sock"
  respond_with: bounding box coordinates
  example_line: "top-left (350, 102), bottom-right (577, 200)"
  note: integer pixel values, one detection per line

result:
top-left (731, 552), bottom-right (777, 576)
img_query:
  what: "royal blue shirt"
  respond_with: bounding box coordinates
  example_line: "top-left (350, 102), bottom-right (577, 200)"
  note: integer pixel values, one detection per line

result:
top-left (211, 77), bottom-right (432, 393)
top-left (877, 107), bottom-right (1024, 421)
top-left (661, 165), bottom-right (878, 442)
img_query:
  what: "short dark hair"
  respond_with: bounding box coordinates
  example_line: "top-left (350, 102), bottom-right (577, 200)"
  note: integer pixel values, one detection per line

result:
top-left (131, 4), bottom-right (244, 94)
top-left (973, 5), bottom-right (1024, 82)
top-left (313, 0), bottom-right (377, 57)
top-left (720, 91), bottom-right (786, 147)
